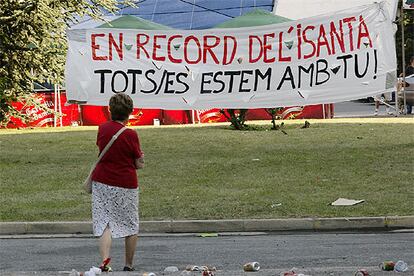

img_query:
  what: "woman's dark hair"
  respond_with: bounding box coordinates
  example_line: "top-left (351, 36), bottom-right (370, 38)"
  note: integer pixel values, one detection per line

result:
top-left (109, 93), bottom-right (134, 121)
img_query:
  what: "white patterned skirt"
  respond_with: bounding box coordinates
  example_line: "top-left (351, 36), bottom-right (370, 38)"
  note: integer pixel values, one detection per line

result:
top-left (92, 181), bottom-right (139, 238)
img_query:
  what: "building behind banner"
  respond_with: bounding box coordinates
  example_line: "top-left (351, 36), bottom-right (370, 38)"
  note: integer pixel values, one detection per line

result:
top-left (7, 90), bottom-right (333, 128)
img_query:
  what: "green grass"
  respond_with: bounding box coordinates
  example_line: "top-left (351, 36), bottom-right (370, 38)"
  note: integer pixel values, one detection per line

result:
top-left (0, 118), bottom-right (413, 221)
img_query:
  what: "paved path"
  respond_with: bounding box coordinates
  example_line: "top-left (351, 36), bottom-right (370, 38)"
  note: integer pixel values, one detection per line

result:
top-left (1, 231), bottom-right (413, 275)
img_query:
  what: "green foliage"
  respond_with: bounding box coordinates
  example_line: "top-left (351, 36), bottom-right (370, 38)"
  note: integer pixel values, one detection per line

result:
top-left (396, 4), bottom-right (414, 73)
top-left (220, 109), bottom-right (249, 130)
top-left (265, 108), bottom-right (283, 130)
top-left (0, 0), bottom-right (133, 126)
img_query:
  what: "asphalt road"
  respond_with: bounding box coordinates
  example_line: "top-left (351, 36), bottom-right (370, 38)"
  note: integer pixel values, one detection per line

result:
top-left (333, 99), bottom-right (414, 117)
top-left (334, 101), bottom-right (377, 117)
top-left (0, 231), bottom-right (413, 275)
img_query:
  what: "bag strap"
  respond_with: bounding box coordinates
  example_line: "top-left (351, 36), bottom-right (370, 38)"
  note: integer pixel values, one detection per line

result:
top-left (97, 126), bottom-right (127, 161)
top-left (87, 126), bottom-right (127, 178)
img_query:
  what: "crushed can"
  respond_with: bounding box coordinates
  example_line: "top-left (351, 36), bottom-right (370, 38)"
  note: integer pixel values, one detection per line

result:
top-left (394, 260), bottom-right (408, 272)
top-left (379, 261), bottom-right (395, 271)
top-left (354, 269), bottom-right (369, 276)
top-left (243, 262), bottom-right (260, 272)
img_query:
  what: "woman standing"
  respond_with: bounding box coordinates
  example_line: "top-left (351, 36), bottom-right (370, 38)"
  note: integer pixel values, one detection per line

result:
top-left (91, 93), bottom-right (144, 272)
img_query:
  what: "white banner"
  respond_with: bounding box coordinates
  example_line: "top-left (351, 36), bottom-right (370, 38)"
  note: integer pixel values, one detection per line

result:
top-left (65, 2), bottom-right (397, 109)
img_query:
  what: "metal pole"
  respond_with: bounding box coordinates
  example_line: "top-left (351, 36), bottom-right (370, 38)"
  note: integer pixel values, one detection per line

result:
top-left (57, 84), bottom-right (63, 127)
top-left (53, 84), bottom-right (57, 127)
top-left (322, 104), bottom-right (326, 119)
top-left (189, 0), bottom-right (196, 30)
top-left (151, 0), bottom-right (158, 21)
top-left (272, 0), bottom-right (277, 14)
top-left (239, 0), bottom-right (243, 16)
top-left (327, 104), bottom-right (332, 119)
top-left (400, 2), bottom-right (407, 115)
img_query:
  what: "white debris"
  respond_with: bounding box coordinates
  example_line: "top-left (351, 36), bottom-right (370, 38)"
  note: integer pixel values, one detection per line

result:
top-left (83, 266), bottom-right (102, 276)
top-left (68, 269), bottom-right (81, 276)
top-left (330, 198), bottom-right (364, 206)
top-left (164, 266), bottom-right (179, 272)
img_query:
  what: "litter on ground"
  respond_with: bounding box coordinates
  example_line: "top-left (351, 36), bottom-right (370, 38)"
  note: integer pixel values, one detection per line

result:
top-left (330, 198), bottom-right (365, 206)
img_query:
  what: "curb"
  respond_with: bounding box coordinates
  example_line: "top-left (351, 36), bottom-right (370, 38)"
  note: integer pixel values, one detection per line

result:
top-left (0, 216), bottom-right (413, 235)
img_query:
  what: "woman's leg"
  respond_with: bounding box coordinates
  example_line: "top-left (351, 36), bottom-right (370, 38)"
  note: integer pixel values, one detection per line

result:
top-left (374, 99), bottom-right (380, 115)
top-left (99, 225), bottom-right (112, 261)
top-left (125, 234), bottom-right (138, 268)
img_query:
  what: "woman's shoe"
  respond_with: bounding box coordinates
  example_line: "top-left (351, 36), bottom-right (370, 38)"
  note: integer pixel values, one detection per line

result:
top-left (99, 258), bottom-right (112, 272)
top-left (123, 266), bottom-right (135, 271)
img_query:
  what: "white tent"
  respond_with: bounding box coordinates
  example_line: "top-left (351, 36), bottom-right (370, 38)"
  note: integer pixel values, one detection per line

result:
top-left (274, 0), bottom-right (398, 20)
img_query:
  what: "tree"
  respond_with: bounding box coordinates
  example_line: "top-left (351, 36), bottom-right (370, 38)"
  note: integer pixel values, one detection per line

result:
top-left (0, 0), bottom-right (132, 126)
top-left (396, 3), bottom-right (414, 74)
top-left (219, 109), bottom-right (249, 130)
top-left (265, 108), bottom-right (282, 130)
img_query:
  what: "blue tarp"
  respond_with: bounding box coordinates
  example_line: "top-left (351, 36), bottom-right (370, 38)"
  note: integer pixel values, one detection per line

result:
top-left (75, 0), bottom-right (275, 29)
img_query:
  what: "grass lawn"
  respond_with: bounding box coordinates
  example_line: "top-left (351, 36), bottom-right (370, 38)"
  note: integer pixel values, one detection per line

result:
top-left (0, 118), bottom-right (413, 222)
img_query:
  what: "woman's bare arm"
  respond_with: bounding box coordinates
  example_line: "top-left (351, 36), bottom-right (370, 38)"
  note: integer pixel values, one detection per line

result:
top-left (135, 155), bottom-right (144, 169)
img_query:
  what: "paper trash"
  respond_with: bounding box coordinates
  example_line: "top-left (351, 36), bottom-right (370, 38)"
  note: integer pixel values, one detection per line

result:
top-left (331, 198), bottom-right (365, 206)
